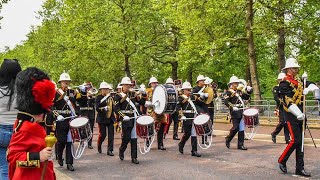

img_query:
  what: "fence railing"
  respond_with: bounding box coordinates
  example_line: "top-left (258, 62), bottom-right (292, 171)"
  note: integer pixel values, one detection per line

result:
top-left (214, 98), bottom-right (320, 121)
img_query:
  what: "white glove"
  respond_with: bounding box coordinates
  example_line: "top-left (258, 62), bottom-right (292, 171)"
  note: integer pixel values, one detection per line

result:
top-left (246, 86), bottom-right (252, 92)
top-left (297, 113), bottom-right (305, 121)
top-left (288, 104), bottom-right (304, 120)
top-left (200, 93), bottom-right (208, 98)
top-left (303, 84), bottom-right (319, 95)
top-left (123, 116), bottom-right (130, 121)
top-left (57, 115), bottom-right (65, 121)
top-left (104, 106), bottom-right (108, 111)
top-left (181, 116), bottom-right (186, 121)
top-left (232, 107), bottom-right (239, 111)
top-left (79, 85), bottom-right (86, 92)
top-left (145, 101), bottom-right (152, 107)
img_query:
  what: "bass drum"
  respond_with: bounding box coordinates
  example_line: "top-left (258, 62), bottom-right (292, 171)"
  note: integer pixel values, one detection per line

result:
top-left (152, 84), bottom-right (178, 114)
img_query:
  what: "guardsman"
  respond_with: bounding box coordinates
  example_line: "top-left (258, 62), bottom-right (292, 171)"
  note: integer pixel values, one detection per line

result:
top-left (177, 81), bottom-right (201, 157)
top-left (7, 67), bottom-right (56, 180)
top-left (278, 58), bottom-right (318, 177)
top-left (114, 77), bottom-right (147, 164)
top-left (271, 73), bottom-right (290, 144)
top-left (146, 76), bottom-right (167, 150)
top-left (164, 77), bottom-right (180, 140)
top-left (224, 75), bottom-right (252, 150)
top-left (77, 82), bottom-right (96, 149)
top-left (52, 72), bottom-right (79, 171)
top-left (205, 77), bottom-right (217, 137)
top-left (95, 82), bottom-right (115, 156)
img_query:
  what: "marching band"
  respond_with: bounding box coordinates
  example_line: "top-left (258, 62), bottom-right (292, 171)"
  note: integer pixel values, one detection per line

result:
top-left (1, 57), bottom-right (319, 179)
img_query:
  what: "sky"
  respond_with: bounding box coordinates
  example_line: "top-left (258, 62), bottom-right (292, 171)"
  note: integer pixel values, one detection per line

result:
top-left (0, 0), bottom-right (44, 52)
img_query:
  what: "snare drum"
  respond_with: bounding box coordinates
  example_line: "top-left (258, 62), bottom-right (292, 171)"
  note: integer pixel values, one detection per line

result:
top-left (136, 116), bottom-right (155, 139)
top-left (314, 89), bottom-right (320, 100)
top-left (243, 108), bottom-right (259, 128)
top-left (193, 114), bottom-right (212, 136)
top-left (152, 84), bottom-right (178, 114)
top-left (69, 117), bottom-right (92, 142)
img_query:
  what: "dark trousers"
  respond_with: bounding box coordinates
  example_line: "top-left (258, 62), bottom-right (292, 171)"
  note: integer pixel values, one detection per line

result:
top-left (166, 114), bottom-right (179, 137)
top-left (97, 123), bottom-right (114, 152)
top-left (157, 123), bottom-right (165, 147)
top-left (272, 111), bottom-right (290, 141)
top-left (56, 141), bottom-right (73, 164)
top-left (88, 118), bottom-right (95, 146)
top-left (278, 120), bottom-right (304, 171)
top-left (179, 121), bottom-right (197, 152)
top-left (225, 118), bottom-right (245, 147)
top-left (119, 126), bottom-right (137, 159)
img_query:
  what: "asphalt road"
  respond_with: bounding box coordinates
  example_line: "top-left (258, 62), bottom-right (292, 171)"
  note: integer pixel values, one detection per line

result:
top-left (54, 123), bottom-right (320, 180)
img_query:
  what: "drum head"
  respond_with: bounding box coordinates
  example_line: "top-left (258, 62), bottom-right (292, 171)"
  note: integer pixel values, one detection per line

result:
top-left (137, 116), bottom-right (154, 125)
top-left (152, 85), bottom-right (167, 114)
top-left (70, 117), bottom-right (89, 128)
top-left (193, 114), bottom-right (210, 125)
top-left (243, 108), bottom-right (259, 116)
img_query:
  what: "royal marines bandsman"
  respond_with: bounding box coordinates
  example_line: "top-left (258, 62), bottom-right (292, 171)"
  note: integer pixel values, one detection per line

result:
top-left (114, 77), bottom-right (147, 164)
top-left (224, 75), bottom-right (252, 150)
top-left (77, 82), bottom-right (96, 149)
top-left (164, 77), bottom-right (180, 140)
top-left (178, 81), bottom-right (201, 157)
top-left (146, 76), bottom-right (167, 150)
top-left (95, 82), bottom-right (115, 156)
top-left (278, 58), bottom-right (318, 177)
top-left (52, 72), bottom-right (79, 171)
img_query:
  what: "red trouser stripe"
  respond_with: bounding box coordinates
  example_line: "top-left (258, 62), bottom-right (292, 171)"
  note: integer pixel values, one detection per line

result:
top-left (278, 121), bottom-right (295, 163)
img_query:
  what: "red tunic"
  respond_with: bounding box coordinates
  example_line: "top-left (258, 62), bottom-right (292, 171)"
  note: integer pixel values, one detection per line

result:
top-left (7, 120), bottom-right (56, 180)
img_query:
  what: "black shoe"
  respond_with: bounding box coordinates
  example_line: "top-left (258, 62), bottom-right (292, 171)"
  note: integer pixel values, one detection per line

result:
top-left (119, 151), bottom-right (124, 160)
top-left (279, 163), bottom-right (287, 173)
top-left (237, 145), bottom-right (248, 150)
top-left (58, 159), bottom-right (63, 167)
top-left (295, 169), bottom-right (311, 177)
top-left (212, 134), bottom-right (216, 137)
top-left (158, 146), bottom-right (166, 151)
top-left (163, 134), bottom-right (166, 139)
top-left (173, 135), bottom-right (180, 140)
top-left (98, 145), bottom-right (102, 154)
top-left (146, 140), bottom-right (150, 147)
top-left (244, 137), bottom-right (249, 140)
top-left (285, 140), bottom-right (290, 144)
top-left (131, 158), bottom-right (139, 164)
top-left (225, 137), bottom-right (230, 149)
top-left (88, 145), bottom-right (93, 149)
top-left (178, 142), bottom-right (183, 154)
top-left (107, 151), bottom-right (114, 156)
top-left (271, 134), bottom-right (276, 143)
top-left (67, 164), bottom-right (74, 171)
top-left (191, 152), bottom-right (201, 157)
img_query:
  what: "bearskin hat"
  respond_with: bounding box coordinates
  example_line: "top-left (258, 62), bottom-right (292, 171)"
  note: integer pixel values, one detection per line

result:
top-left (15, 67), bottom-right (56, 115)
top-left (0, 59), bottom-right (22, 86)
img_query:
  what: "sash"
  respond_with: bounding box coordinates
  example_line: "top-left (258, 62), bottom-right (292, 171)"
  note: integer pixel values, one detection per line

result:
top-left (120, 93), bottom-right (139, 139)
top-left (100, 94), bottom-right (110, 104)
top-left (58, 89), bottom-right (76, 116)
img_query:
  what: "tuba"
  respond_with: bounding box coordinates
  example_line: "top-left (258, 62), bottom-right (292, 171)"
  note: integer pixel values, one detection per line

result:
top-left (106, 96), bottom-right (113, 118)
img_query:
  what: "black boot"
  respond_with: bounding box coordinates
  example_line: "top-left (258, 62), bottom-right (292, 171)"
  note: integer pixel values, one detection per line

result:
top-left (279, 163), bottom-right (287, 173)
top-left (191, 136), bottom-right (199, 156)
top-left (107, 151), bottom-right (114, 156)
top-left (58, 159), bottom-right (63, 167)
top-left (295, 169), bottom-right (311, 177)
top-left (179, 135), bottom-right (188, 154)
top-left (97, 144), bottom-right (102, 154)
top-left (88, 145), bottom-right (93, 149)
top-left (225, 129), bottom-right (237, 149)
top-left (158, 145), bottom-right (166, 151)
top-left (131, 158), bottom-right (139, 164)
top-left (225, 137), bottom-right (230, 149)
top-left (271, 133), bottom-right (276, 143)
top-left (173, 134), bottom-right (180, 140)
top-left (238, 131), bottom-right (247, 150)
top-left (67, 164), bottom-right (75, 171)
top-left (191, 151), bottom-right (201, 157)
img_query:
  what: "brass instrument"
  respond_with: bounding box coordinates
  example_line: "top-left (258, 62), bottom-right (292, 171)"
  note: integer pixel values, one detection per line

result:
top-left (106, 96), bottom-right (113, 118)
top-left (204, 86), bottom-right (214, 104)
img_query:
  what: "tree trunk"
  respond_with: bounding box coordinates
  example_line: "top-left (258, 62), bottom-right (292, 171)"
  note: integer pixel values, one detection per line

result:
top-left (277, 0), bottom-right (285, 71)
top-left (187, 66), bottom-right (193, 83)
top-left (246, 0), bottom-right (262, 101)
top-left (171, 61), bottom-right (178, 80)
top-left (124, 53), bottom-right (131, 79)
